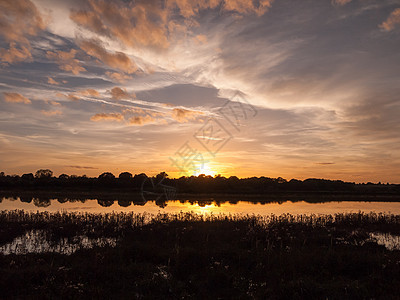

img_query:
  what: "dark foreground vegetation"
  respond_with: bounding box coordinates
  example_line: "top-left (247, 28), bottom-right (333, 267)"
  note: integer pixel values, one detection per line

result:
top-left (1, 211), bottom-right (400, 299)
top-left (1, 170), bottom-right (400, 198)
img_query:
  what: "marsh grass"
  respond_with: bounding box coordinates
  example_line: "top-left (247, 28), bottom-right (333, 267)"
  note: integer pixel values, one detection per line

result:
top-left (1, 210), bottom-right (400, 299)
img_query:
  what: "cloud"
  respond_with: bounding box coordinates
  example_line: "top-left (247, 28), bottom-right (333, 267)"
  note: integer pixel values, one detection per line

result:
top-left (105, 71), bottom-right (132, 83)
top-left (90, 113), bottom-right (124, 121)
top-left (0, 0), bottom-right (45, 65)
top-left (56, 92), bottom-right (83, 101)
top-left (122, 107), bottom-right (145, 115)
top-left (315, 162), bottom-right (335, 165)
top-left (223, 0), bottom-right (274, 16)
top-left (70, 0), bottom-right (169, 49)
top-left (46, 49), bottom-right (86, 75)
top-left (380, 8), bottom-right (400, 31)
top-left (3, 92), bottom-right (31, 104)
top-left (67, 165), bottom-right (98, 170)
top-left (49, 101), bottom-right (61, 106)
top-left (128, 115), bottom-right (156, 126)
top-left (47, 77), bottom-right (60, 85)
top-left (79, 39), bottom-right (138, 74)
top-left (110, 87), bottom-right (135, 100)
top-left (171, 108), bottom-right (203, 122)
top-left (0, 0), bottom-right (45, 45)
top-left (194, 34), bottom-right (208, 45)
top-left (41, 110), bottom-right (63, 116)
top-left (0, 43), bottom-right (32, 64)
top-left (79, 89), bottom-right (100, 97)
top-left (70, 0), bottom-right (273, 53)
top-left (331, 0), bottom-right (351, 6)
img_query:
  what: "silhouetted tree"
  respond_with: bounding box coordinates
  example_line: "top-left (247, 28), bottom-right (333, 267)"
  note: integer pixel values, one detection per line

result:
top-left (98, 172), bottom-right (116, 186)
top-left (119, 172), bottom-right (133, 180)
top-left (35, 169), bottom-right (53, 179)
top-left (156, 172), bottom-right (168, 181)
top-left (97, 199), bottom-right (114, 207)
top-left (21, 173), bottom-right (34, 181)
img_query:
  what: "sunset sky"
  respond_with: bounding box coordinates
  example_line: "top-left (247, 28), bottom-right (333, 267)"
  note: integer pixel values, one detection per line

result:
top-left (0, 0), bottom-right (399, 182)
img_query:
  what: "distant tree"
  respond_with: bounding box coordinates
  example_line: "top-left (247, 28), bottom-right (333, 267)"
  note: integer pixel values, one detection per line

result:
top-left (98, 172), bottom-right (116, 186)
top-left (35, 169), bottom-right (53, 179)
top-left (133, 173), bottom-right (148, 187)
top-left (97, 199), bottom-right (114, 207)
top-left (119, 172), bottom-right (133, 180)
top-left (155, 172), bottom-right (168, 181)
top-left (118, 199), bottom-right (131, 207)
top-left (33, 197), bottom-right (51, 207)
top-left (21, 173), bottom-right (34, 181)
top-left (98, 172), bottom-right (115, 180)
top-left (0, 172), bottom-right (4, 177)
top-left (275, 177), bottom-right (287, 184)
top-left (59, 174), bottom-right (70, 180)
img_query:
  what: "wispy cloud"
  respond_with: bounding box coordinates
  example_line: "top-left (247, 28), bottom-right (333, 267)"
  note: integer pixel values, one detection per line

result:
top-left (110, 87), bottom-right (135, 100)
top-left (380, 8), bottom-right (400, 31)
top-left (90, 113), bottom-right (124, 122)
top-left (79, 39), bottom-right (138, 74)
top-left (46, 49), bottom-right (86, 75)
top-left (41, 110), bottom-right (63, 116)
top-left (3, 92), bottom-right (31, 104)
top-left (47, 77), bottom-right (60, 85)
top-left (171, 108), bottom-right (203, 123)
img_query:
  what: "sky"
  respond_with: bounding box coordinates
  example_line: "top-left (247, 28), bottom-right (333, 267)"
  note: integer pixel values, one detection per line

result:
top-left (0, 0), bottom-right (399, 182)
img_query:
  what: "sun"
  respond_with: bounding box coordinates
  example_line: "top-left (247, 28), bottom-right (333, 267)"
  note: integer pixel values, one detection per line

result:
top-left (197, 164), bottom-right (217, 177)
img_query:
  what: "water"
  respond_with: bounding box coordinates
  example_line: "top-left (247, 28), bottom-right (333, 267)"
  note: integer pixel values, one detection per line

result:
top-left (2, 196), bottom-right (400, 255)
top-left (2, 196), bottom-right (400, 215)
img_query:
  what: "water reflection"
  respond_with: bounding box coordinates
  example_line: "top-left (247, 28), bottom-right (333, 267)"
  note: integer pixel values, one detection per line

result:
top-left (1, 195), bottom-right (400, 215)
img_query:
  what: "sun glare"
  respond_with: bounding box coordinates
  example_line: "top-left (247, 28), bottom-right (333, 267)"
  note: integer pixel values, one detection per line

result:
top-left (197, 164), bottom-right (217, 177)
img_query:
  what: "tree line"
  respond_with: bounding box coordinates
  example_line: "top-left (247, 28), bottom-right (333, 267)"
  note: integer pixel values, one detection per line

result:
top-left (0, 169), bottom-right (399, 195)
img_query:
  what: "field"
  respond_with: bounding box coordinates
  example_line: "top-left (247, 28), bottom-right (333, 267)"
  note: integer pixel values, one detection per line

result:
top-left (1, 211), bottom-right (400, 299)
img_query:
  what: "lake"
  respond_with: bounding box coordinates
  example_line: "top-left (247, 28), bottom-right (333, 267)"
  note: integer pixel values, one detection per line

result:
top-left (2, 196), bottom-right (400, 215)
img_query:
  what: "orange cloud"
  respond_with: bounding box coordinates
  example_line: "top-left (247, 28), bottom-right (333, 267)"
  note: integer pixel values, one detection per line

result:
top-left (128, 115), bottom-right (155, 126)
top-left (49, 101), bottom-right (61, 106)
top-left (79, 39), bottom-right (138, 74)
top-left (0, 0), bottom-right (45, 65)
top-left (194, 34), bottom-right (208, 44)
top-left (167, 0), bottom-right (219, 18)
top-left (110, 87), bottom-right (135, 100)
top-left (0, 0), bottom-right (45, 45)
top-left (122, 107), bottom-right (145, 115)
top-left (46, 49), bottom-right (86, 75)
top-left (57, 93), bottom-right (81, 101)
top-left (171, 108), bottom-right (203, 122)
top-left (47, 77), bottom-right (60, 85)
top-left (331, 0), bottom-right (351, 5)
top-left (70, 0), bottom-right (273, 53)
top-left (41, 110), bottom-right (62, 116)
top-left (67, 94), bottom-right (81, 101)
top-left (380, 8), bottom-right (400, 32)
top-left (90, 113), bottom-right (124, 122)
top-left (223, 0), bottom-right (273, 16)
top-left (79, 89), bottom-right (100, 97)
top-left (105, 71), bottom-right (132, 83)
top-left (0, 43), bottom-right (32, 64)
top-left (3, 92), bottom-right (31, 104)
top-left (71, 1), bottom-right (169, 49)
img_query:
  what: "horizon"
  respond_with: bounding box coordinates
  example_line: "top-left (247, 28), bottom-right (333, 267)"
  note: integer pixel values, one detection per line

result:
top-left (0, 169), bottom-right (398, 185)
top-left (1, 0), bottom-right (399, 183)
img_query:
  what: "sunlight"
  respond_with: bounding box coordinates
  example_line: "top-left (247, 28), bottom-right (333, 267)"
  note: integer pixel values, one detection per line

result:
top-left (192, 203), bottom-right (219, 214)
top-left (197, 164), bottom-right (217, 177)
